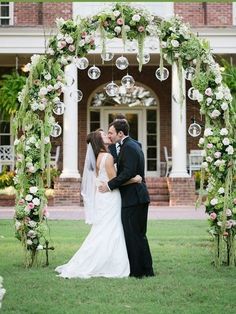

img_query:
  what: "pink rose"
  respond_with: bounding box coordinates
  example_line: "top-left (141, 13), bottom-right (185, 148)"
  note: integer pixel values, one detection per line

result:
top-left (138, 26), bottom-right (145, 32)
top-left (210, 212), bottom-right (217, 220)
top-left (28, 202), bottom-right (35, 210)
top-left (116, 18), bottom-right (124, 25)
top-left (81, 31), bottom-right (87, 38)
top-left (68, 45), bottom-right (75, 52)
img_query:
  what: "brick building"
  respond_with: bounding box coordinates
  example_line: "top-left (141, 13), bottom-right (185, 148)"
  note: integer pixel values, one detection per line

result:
top-left (0, 2), bottom-right (236, 206)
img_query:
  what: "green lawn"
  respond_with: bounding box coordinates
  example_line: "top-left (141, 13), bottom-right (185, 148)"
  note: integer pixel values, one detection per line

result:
top-left (0, 219), bottom-right (235, 314)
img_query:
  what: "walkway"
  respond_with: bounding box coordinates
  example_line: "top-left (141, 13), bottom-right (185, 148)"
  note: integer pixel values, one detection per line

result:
top-left (0, 205), bottom-right (206, 220)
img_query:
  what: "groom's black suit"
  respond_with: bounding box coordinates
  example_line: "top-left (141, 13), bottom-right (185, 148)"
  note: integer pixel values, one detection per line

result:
top-left (108, 137), bottom-right (154, 277)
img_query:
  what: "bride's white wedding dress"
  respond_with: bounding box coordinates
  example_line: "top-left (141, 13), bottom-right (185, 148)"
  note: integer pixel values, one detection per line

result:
top-left (55, 153), bottom-right (130, 278)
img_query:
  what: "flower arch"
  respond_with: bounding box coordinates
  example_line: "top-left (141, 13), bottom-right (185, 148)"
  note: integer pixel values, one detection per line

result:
top-left (13, 3), bottom-right (235, 267)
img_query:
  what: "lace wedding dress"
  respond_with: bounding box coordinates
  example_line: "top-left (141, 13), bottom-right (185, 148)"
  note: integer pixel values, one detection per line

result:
top-left (55, 153), bottom-right (130, 278)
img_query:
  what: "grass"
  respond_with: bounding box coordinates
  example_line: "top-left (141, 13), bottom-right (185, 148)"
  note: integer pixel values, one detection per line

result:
top-left (0, 219), bottom-right (236, 314)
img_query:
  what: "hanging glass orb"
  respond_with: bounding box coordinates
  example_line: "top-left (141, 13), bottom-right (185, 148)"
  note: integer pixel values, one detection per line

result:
top-left (184, 67), bottom-right (196, 81)
top-left (65, 75), bottom-right (75, 87)
top-left (187, 87), bottom-right (197, 100)
top-left (75, 57), bottom-right (89, 70)
top-left (101, 52), bottom-right (114, 62)
top-left (155, 67), bottom-right (169, 81)
top-left (88, 65), bottom-right (101, 80)
top-left (53, 102), bottom-right (65, 115)
top-left (115, 56), bottom-right (129, 70)
top-left (51, 123), bottom-right (62, 137)
top-left (121, 74), bottom-right (135, 89)
top-left (70, 89), bottom-right (83, 102)
top-left (136, 52), bottom-right (150, 64)
top-left (105, 81), bottom-right (119, 97)
top-left (188, 122), bottom-right (202, 137)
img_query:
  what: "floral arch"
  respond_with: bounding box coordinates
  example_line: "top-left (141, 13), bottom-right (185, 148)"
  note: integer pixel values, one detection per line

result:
top-left (13, 3), bottom-right (235, 267)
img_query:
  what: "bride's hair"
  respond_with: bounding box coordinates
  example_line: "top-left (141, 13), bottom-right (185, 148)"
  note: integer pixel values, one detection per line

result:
top-left (87, 130), bottom-right (106, 159)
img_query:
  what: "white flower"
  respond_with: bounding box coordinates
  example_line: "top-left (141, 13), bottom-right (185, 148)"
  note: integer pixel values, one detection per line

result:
top-left (47, 85), bottom-right (54, 92)
top-left (199, 137), bottom-right (204, 145)
top-left (26, 239), bottom-right (33, 245)
top-left (161, 41), bottom-right (167, 48)
top-left (215, 91), bottom-right (224, 100)
top-left (210, 109), bottom-right (221, 119)
top-left (114, 26), bottom-right (121, 34)
top-left (59, 56), bottom-right (68, 65)
top-left (56, 18), bottom-right (65, 27)
top-left (24, 63), bottom-right (31, 72)
top-left (171, 39), bottom-right (179, 48)
top-left (220, 128), bottom-right (228, 136)
top-left (65, 35), bottom-right (73, 44)
top-left (44, 73), bottom-right (51, 81)
top-left (79, 39), bottom-right (85, 47)
top-left (28, 220), bottom-right (37, 228)
top-left (29, 166), bottom-right (36, 173)
top-left (31, 54), bottom-right (41, 66)
top-left (206, 156), bottom-right (213, 163)
top-left (46, 48), bottom-right (55, 56)
top-left (226, 209), bottom-right (232, 216)
top-left (204, 128), bottom-right (213, 137)
top-left (132, 14), bottom-right (141, 22)
top-left (29, 136), bottom-right (36, 144)
top-left (31, 102), bottom-right (39, 111)
top-left (113, 10), bottom-right (121, 17)
top-left (37, 244), bottom-right (44, 250)
top-left (39, 103), bottom-right (46, 111)
top-left (32, 198), bottom-right (40, 206)
top-left (30, 186), bottom-right (38, 194)
top-left (221, 102), bottom-right (228, 111)
top-left (14, 139), bottom-right (20, 146)
top-left (205, 88), bottom-right (213, 96)
top-left (218, 187), bottom-right (224, 194)
top-left (226, 145), bottom-right (234, 155)
top-left (25, 194), bottom-right (33, 202)
top-left (24, 207), bottom-right (30, 215)
top-left (210, 198), bottom-right (218, 206)
top-left (39, 87), bottom-right (48, 96)
top-left (222, 137), bottom-right (230, 146)
top-left (215, 76), bottom-right (222, 84)
top-left (68, 45), bottom-right (75, 52)
top-left (15, 220), bottom-right (21, 230)
top-left (44, 137), bottom-right (50, 144)
top-left (201, 162), bottom-right (208, 169)
top-left (207, 143), bottom-right (213, 149)
top-left (206, 97), bottom-right (212, 105)
top-left (214, 159), bottom-right (225, 167)
top-left (214, 151), bottom-right (221, 159)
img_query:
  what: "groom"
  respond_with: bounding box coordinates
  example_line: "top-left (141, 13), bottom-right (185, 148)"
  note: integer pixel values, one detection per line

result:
top-left (99, 119), bottom-right (154, 278)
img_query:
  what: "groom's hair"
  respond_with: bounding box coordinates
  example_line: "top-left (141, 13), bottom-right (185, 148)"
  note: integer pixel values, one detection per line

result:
top-left (109, 119), bottom-right (130, 136)
top-left (87, 130), bottom-right (106, 159)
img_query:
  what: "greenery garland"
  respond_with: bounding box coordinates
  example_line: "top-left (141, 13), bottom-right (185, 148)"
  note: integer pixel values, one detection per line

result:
top-left (13, 3), bottom-right (235, 267)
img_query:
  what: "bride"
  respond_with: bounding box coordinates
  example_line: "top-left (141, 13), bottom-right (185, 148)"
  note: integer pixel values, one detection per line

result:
top-left (55, 129), bottom-right (141, 278)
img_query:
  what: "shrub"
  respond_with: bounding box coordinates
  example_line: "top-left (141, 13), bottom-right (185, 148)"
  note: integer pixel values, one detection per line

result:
top-left (0, 171), bottom-right (15, 189)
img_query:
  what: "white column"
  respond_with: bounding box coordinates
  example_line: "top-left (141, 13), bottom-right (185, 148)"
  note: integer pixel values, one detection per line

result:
top-left (60, 63), bottom-right (80, 179)
top-left (170, 61), bottom-right (189, 177)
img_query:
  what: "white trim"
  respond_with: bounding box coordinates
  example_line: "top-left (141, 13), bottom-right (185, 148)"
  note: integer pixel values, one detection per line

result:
top-left (0, 2), bottom-right (14, 26)
top-left (233, 2), bottom-right (236, 26)
top-left (9, 2), bottom-right (14, 26)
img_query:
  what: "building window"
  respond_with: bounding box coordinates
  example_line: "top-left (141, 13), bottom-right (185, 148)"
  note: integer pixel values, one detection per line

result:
top-left (0, 118), bottom-right (11, 145)
top-left (0, 2), bottom-right (13, 26)
top-left (146, 109), bottom-right (157, 171)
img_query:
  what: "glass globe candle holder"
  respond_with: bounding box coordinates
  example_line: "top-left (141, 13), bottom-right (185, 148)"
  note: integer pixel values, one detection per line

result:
top-left (188, 122), bottom-right (201, 137)
top-left (51, 123), bottom-right (62, 137)
top-left (101, 52), bottom-right (114, 62)
top-left (184, 67), bottom-right (196, 81)
top-left (88, 65), bottom-right (101, 80)
top-left (115, 56), bottom-right (129, 70)
top-left (53, 102), bottom-right (65, 115)
top-left (70, 89), bottom-right (83, 102)
top-left (187, 87), bottom-right (197, 100)
top-left (155, 67), bottom-right (169, 81)
top-left (121, 74), bottom-right (135, 89)
top-left (74, 57), bottom-right (89, 70)
top-left (136, 52), bottom-right (150, 64)
top-left (105, 81), bottom-right (119, 97)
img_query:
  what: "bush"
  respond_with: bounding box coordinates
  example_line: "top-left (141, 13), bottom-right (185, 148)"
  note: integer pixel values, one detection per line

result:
top-left (0, 171), bottom-right (15, 189)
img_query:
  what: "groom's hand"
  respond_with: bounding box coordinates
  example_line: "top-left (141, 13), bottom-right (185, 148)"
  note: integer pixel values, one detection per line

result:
top-left (98, 182), bottom-right (109, 193)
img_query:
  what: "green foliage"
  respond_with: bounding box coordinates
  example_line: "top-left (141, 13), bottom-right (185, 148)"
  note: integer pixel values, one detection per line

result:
top-left (42, 167), bottom-right (60, 188)
top-left (0, 71), bottom-right (26, 119)
top-left (0, 170), bottom-right (15, 189)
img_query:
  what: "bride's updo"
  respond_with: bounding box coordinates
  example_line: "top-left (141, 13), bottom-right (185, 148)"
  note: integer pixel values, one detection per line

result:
top-left (87, 129), bottom-right (106, 159)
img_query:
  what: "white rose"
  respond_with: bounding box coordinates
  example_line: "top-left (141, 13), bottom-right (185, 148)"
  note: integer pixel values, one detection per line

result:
top-left (206, 156), bottom-right (213, 163)
top-left (204, 128), bottom-right (213, 137)
top-left (44, 73), bottom-right (51, 81)
top-left (171, 39), bottom-right (179, 48)
top-left (226, 209), bottom-right (232, 216)
top-left (30, 186), bottom-right (38, 194)
top-left (25, 194), bottom-right (33, 201)
top-left (220, 128), bottom-right (228, 136)
top-left (32, 198), bottom-right (40, 206)
top-left (205, 88), bottom-right (213, 96)
top-left (28, 220), bottom-right (37, 228)
top-left (26, 239), bottom-right (33, 245)
top-left (44, 137), bottom-right (50, 144)
top-left (218, 187), bottom-right (224, 194)
top-left (47, 85), bottom-right (54, 92)
top-left (56, 18), bottom-right (65, 28)
top-left (29, 166), bottom-right (36, 173)
top-left (37, 244), bottom-right (44, 250)
top-left (214, 151), bottom-right (221, 159)
top-left (161, 41), bottom-right (167, 48)
top-left (226, 145), bottom-right (234, 155)
top-left (14, 139), bottom-right (20, 146)
top-left (215, 76), bottom-right (222, 84)
top-left (220, 102), bottom-right (228, 111)
top-left (199, 137), bottom-right (204, 145)
top-left (79, 39), bottom-right (85, 47)
top-left (29, 136), bottom-right (36, 144)
top-left (46, 48), bottom-right (55, 56)
top-left (201, 162), bottom-right (208, 169)
top-left (207, 143), bottom-right (213, 149)
top-left (222, 138), bottom-right (230, 146)
top-left (38, 103), bottom-right (46, 111)
top-left (113, 10), bottom-right (120, 17)
top-left (31, 103), bottom-right (39, 111)
top-left (132, 14), bottom-right (141, 22)
top-left (215, 91), bottom-right (224, 100)
top-left (114, 26), bottom-right (121, 34)
top-left (15, 220), bottom-right (21, 230)
top-left (39, 87), bottom-right (48, 96)
top-left (210, 109), bottom-right (221, 118)
top-left (65, 35), bottom-right (73, 44)
top-left (206, 97), bottom-right (212, 105)
top-left (210, 198), bottom-right (218, 206)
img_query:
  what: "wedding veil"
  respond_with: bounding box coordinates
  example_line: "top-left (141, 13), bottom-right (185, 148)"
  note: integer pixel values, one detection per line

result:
top-left (81, 143), bottom-right (97, 224)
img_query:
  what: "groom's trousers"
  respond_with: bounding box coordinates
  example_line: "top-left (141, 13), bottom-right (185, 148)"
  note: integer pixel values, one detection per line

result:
top-left (121, 203), bottom-right (154, 278)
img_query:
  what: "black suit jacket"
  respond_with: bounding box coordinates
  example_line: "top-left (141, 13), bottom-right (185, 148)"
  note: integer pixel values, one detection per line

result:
top-left (108, 137), bottom-right (150, 207)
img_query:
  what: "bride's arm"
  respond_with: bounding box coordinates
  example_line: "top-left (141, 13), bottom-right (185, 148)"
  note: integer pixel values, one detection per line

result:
top-left (105, 154), bottom-right (142, 184)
